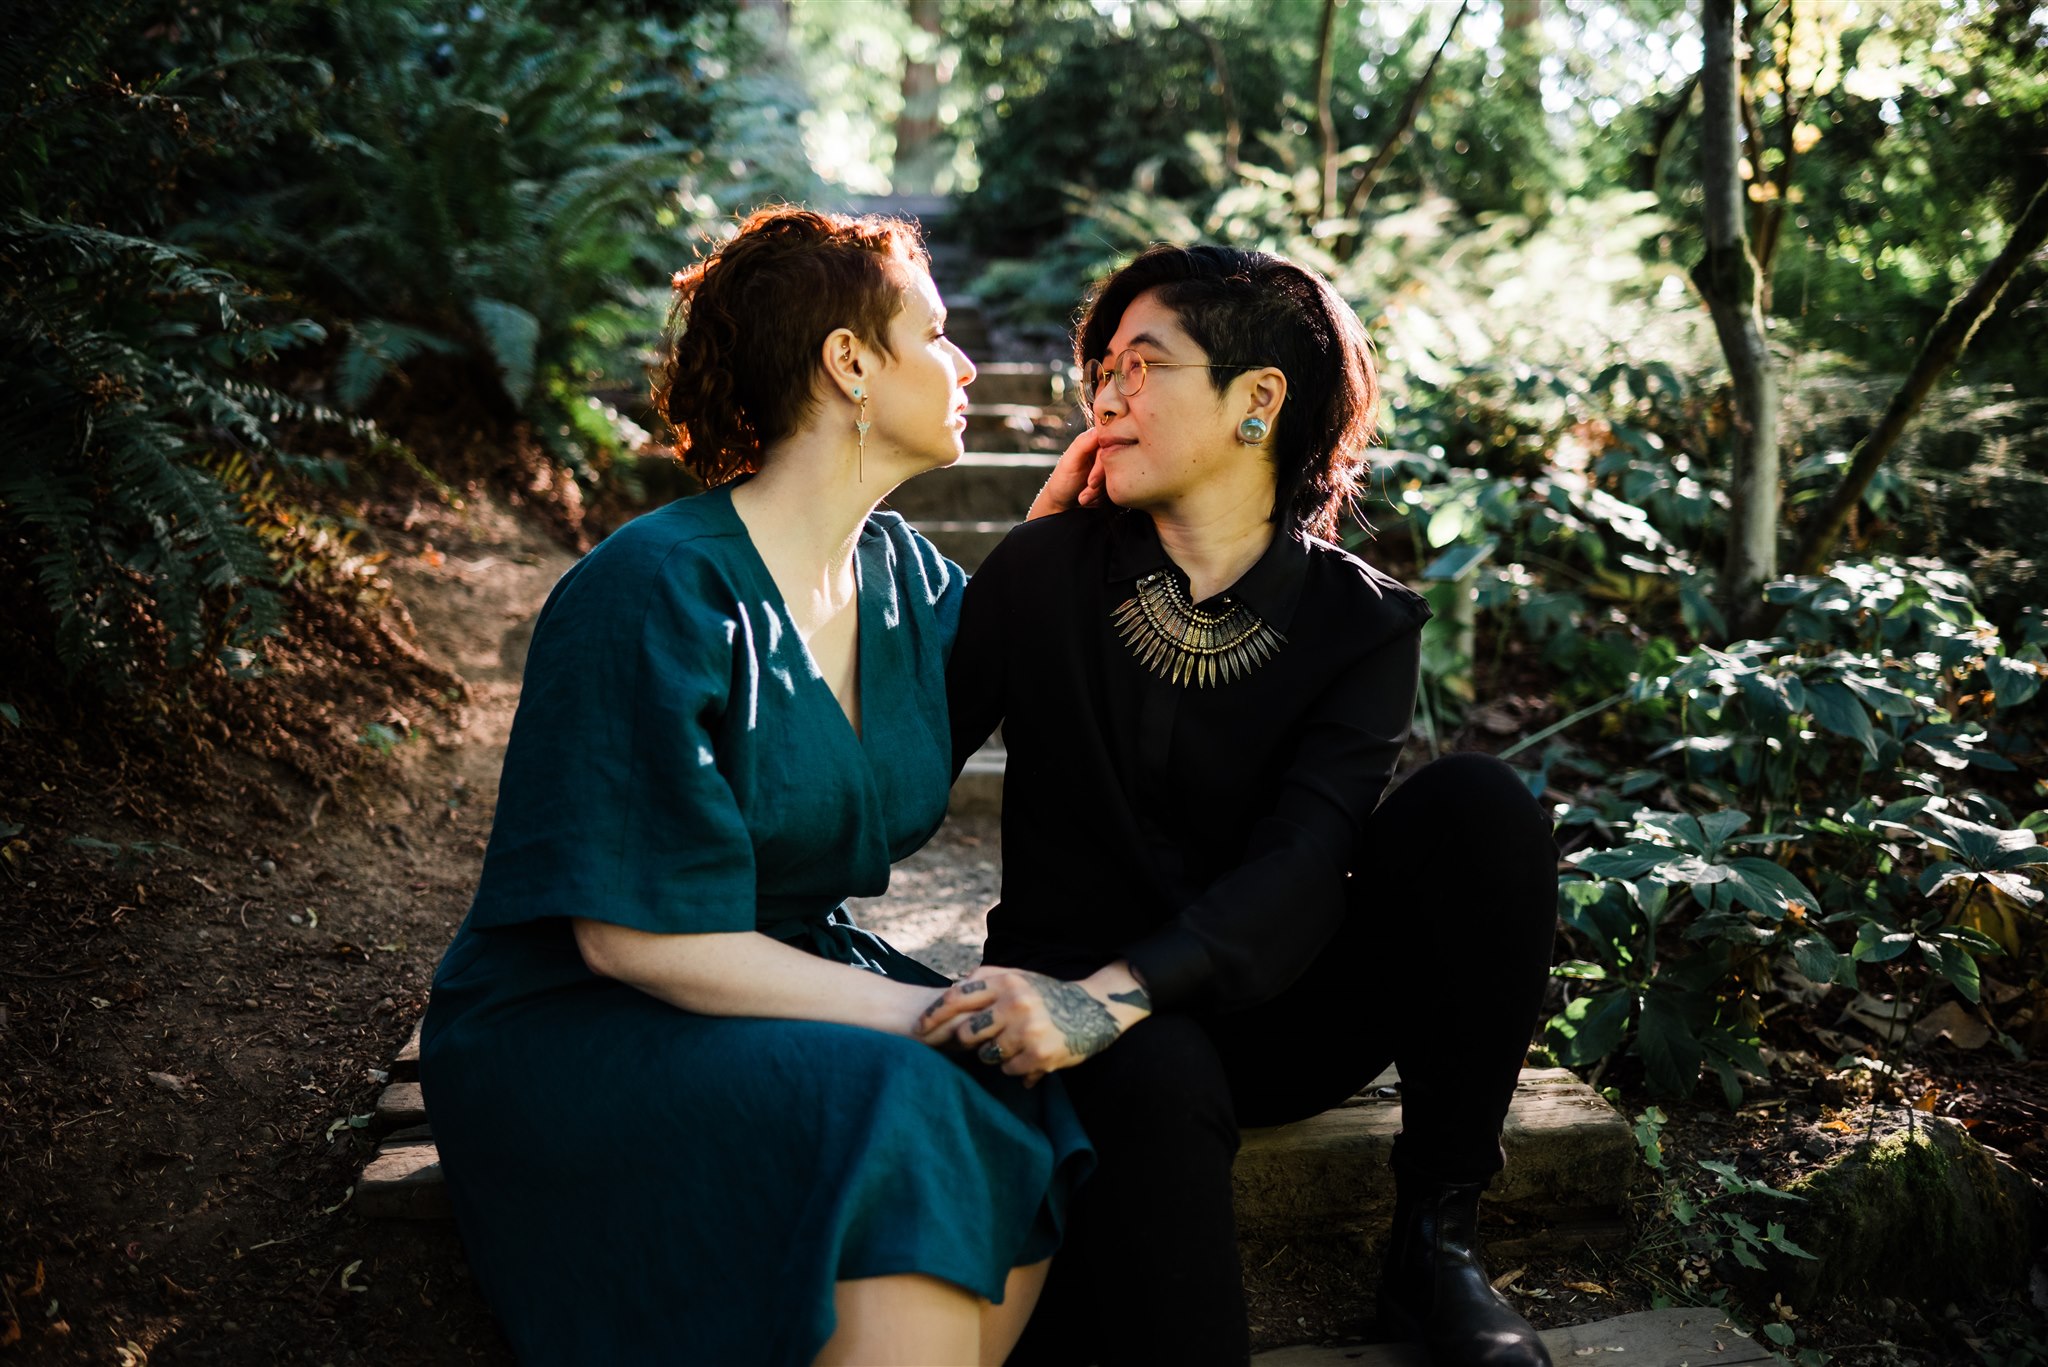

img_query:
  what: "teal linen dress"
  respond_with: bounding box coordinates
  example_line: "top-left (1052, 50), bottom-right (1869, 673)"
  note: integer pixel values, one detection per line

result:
top-left (420, 486), bottom-right (1092, 1366)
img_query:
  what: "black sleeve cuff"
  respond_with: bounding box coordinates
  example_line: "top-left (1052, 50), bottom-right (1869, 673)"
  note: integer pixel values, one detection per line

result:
top-left (1122, 927), bottom-right (1215, 1011)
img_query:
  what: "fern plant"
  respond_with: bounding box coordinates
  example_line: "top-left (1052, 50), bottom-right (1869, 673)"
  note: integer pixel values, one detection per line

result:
top-left (172, 0), bottom-right (712, 468)
top-left (0, 216), bottom-right (368, 687)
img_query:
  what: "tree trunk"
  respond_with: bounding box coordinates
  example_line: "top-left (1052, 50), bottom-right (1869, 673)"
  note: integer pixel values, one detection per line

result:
top-left (890, 0), bottom-right (946, 194)
top-left (1791, 177), bottom-right (2048, 576)
top-left (1188, 18), bottom-right (1241, 178)
top-left (1313, 0), bottom-right (1342, 222)
top-left (1336, 0), bottom-right (1471, 234)
top-left (1692, 0), bottom-right (1780, 636)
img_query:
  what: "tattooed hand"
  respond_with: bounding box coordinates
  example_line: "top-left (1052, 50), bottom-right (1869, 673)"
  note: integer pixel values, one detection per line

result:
top-left (917, 961), bottom-right (1153, 1085)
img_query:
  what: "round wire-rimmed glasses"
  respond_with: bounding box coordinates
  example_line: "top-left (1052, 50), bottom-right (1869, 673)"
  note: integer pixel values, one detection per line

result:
top-left (1083, 348), bottom-right (1257, 405)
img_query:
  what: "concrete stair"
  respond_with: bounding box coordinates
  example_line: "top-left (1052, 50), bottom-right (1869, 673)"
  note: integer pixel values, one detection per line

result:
top-left (359, 1024), bottom-right (1636, 1260)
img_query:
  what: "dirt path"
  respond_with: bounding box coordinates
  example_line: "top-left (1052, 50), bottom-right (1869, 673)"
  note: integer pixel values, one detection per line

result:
top-left (2, 494), bottom-right (566, 1365)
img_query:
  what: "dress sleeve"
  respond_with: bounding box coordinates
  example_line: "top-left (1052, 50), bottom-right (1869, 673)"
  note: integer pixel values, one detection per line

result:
top-left (946, 531), bottom-right (1012, 778)
top-left (467, 537), bottom-right (758, 935)
top-left (1121, 626), bottom-right (1423, 1011)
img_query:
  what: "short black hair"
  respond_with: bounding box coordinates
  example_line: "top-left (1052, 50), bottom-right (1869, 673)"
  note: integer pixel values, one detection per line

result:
top-left (1075, 244), bottom-right (1378, 540)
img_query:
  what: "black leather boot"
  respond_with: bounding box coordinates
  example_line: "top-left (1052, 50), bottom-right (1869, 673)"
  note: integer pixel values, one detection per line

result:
top-left (1376, 1179), bottom-right (1552, 1367)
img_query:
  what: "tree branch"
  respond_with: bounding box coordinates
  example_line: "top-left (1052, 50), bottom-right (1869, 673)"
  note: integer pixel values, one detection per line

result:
top-left (1313, 0), bottom-right (1341, 222)
top-left (1338, 0), bottom-right (1471, 226)
top-left (1791, 176), bottom-right (2048, 576)
top-left (1187, 17), bottom-right (1241, 179)
top-left (1637, 71), bottom-right (1700, 191)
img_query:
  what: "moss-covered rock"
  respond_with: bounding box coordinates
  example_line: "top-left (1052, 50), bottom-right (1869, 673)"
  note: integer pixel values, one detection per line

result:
top-left (1768, 1118), bottom-right (2045, 1303)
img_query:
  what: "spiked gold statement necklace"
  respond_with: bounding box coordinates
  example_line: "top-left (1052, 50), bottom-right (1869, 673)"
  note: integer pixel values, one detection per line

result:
top-left (1112, 571), bottom-right (1286, 688)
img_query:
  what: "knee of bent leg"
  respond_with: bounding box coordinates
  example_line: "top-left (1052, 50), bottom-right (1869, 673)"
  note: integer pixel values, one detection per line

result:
top-left (1394, 752), bottom-right (1552, 851)
top-left (1065, 1014), bottom-right (1236, 1149)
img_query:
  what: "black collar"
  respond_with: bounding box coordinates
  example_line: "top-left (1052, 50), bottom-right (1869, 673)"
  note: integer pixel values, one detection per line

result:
top-left (1103, 508), bottom-right (1312, 634)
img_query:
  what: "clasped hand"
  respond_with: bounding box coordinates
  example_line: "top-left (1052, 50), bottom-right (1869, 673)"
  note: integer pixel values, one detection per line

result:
top-left (917, 963), bottom-right (1151, 1087)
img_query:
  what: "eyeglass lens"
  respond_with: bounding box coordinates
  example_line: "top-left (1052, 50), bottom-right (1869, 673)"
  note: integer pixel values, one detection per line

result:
top-left (1086, 350), bottom-right (1144, 403)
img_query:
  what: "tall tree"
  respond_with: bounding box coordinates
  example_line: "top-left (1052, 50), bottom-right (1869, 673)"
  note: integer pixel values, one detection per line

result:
top-left (1692, 0), bottom-right (1779, 634)
top-left (892, 0), bottom-right (946, 193)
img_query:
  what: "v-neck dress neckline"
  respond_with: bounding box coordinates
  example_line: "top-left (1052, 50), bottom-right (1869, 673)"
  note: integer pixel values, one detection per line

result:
top-left (715, 483), bottom-right (874, 750)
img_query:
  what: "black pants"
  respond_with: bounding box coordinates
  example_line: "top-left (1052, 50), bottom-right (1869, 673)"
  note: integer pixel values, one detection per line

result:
top-left (1010, 753), bottom-right (1559, 1367)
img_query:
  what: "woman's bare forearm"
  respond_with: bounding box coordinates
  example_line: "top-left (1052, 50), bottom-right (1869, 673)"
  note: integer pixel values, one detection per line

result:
top-left (573, 919), bottom-right (937, 1036)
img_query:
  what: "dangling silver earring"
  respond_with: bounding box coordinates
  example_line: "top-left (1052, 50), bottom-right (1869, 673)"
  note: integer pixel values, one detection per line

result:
top-left (852, 386), bottom-right (869, 481)
top-left (1237, 415), bottom-right (1269, 444)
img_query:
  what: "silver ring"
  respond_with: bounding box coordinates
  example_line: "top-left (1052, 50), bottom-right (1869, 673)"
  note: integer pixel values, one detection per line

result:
top-left (978, 1040), bottom-right (1005, 1065)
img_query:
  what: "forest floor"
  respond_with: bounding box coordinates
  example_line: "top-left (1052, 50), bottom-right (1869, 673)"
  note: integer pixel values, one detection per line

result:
top-left (5, 485), bottom-right (2048, 1366)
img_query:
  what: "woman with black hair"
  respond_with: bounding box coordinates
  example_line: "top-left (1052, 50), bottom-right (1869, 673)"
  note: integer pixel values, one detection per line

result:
top-left (920, 245), bottom-right (1559, 1367)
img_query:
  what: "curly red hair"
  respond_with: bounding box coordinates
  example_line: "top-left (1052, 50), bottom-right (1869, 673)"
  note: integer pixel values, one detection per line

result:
top-left (653, 206), bottom-right (930, 485)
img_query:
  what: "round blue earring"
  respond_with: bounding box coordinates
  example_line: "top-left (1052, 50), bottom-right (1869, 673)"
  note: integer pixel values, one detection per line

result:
top-left (1237, 415), bottom-right (1269, 444)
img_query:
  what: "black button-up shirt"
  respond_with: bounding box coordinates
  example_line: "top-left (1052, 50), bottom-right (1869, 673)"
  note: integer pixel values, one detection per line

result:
top-left (948, 506), bottom-right (1431, 1013)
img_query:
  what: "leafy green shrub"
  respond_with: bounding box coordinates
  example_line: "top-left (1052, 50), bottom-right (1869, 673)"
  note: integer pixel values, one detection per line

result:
top-left (167, 1), bottom-right (713, 469)
top-left (1543, 560), bottom-right (2046, 1103)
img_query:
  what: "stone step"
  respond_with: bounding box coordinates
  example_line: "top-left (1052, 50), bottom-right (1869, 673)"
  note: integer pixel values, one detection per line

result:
top-left (964, 402), bottom-right (1075, 453)
top-left (1234, 1068), bottom-right (1633, 1248)
top-left (887, 453), bottom-right (1055, 525)
top-left (1250, 1307), bottom-right (1786, 1366)
top-left (356, 1066), bottom-right (1635, 1249)
top-left (391, 1018), bottom-right (422, 1081)
top-left (373, 1080), bottom-right (427, 1131)
top-left (917, 519), bottom-right (1012, 573)
top-left (969, 361), bottom-right (1077, 410)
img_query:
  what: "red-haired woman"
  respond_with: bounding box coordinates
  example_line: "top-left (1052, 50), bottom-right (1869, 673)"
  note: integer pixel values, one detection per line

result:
top-left (924, 245), bottom-right (1558, 1367)
top-left (420, 207), bottom-right (1090, 1366)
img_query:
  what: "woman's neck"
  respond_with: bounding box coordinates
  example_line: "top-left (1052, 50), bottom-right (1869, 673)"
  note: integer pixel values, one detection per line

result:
top-left (729, 431), bottom-right (877, 623)
top-left (1149, 495), bottom-right (1277, 604)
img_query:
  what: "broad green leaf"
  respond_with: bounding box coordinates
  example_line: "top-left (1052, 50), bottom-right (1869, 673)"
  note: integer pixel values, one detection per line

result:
top-left (1574, 844), bottom-right (1672, 879)
top-left (1854, 923), bottom-right (1914, 963)
top-left (1765, 1221), bottom-right (1817, 1260)
top-left (1806, 681), bottom-right (1880, 760)
top-left (1790, 934), bottom-right (1843, 985)
top-left (1984, 655), bottom-right (2042, 709)
top-left (1719, 857), bottom-right (1819, 919)
top-left (1552, 988), bottom-right (1632, 1066)
top-left (1421, 537), bottom-right (1498, 582)
top-left (1697, 809), bottom-right (1752, 854)
top-left (1638, 992), bottom-right (1703, 1098)
top-left (1425, 502), bottom-right (1468, 548)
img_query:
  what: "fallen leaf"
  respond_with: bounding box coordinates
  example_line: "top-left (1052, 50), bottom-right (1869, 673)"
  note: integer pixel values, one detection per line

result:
top-left (1491, 1267), bottom-right (1526, 1292)
top-left (146, 1072), bottom-right (186, 1094)
top-left (1913, 1091), bottom-right (1939, 1113)
top-left (1912, 1000), bottom-right (1991, 1051)
top-left (1565, 1280), bottom-right (1608, 1295)
top-left (339, 1259), bottom-right (367, 1293)
top-left (1820, 1119), bottom-right (1854, 1133)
